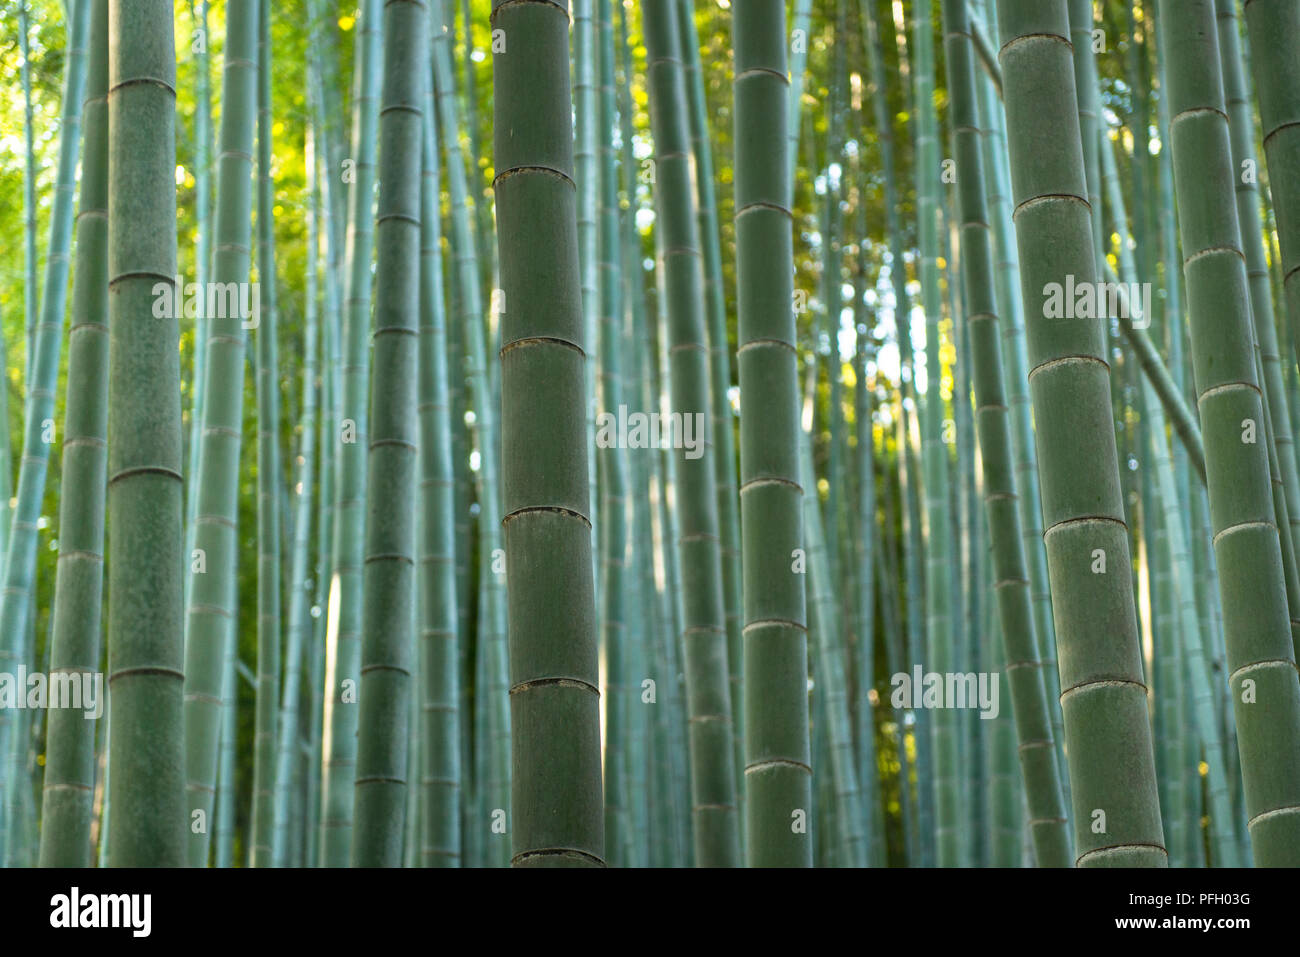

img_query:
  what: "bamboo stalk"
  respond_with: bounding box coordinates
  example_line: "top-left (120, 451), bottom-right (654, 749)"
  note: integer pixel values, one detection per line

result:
top-left (493, 0), bottom-right (604, 868)
top-left (105, 0), bottom-right (186, 866)
top-left (995, 0), bottom-right (1166, 866)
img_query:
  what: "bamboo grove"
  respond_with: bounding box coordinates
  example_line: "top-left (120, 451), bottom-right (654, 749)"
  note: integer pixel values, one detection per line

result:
top-left (1, 0), bottom-right (1300, 869)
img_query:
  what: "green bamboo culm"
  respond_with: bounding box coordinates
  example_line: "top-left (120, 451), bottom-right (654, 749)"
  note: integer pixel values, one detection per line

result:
top-left (786, 0), bottom-right (813, 207)
top-left (37, 0), bottom-right (108, 869)
top-left (272, 145), bottom-right (322, 869)
top-left (321, 0), bottom-right (382, 866)
top-left (182, 0), bottom-right (259, 868)
top-left (676, 0), bottom-right (745, 804)
top-left (0, 0), bottom-right (91, 864)
top-left (250, 0), bottom-right (282, 867)
top-left (105, 0), bottom-right (187, 867)
top-left (416, 28), bottom-right (460, 865)
top-left (643, 0), bottom-right (742, 867)
top-left (974, 0), bottom-right (1068, 815)
top-left (18, 0), bottom-right (37, 380)
top-left (1224, 0), bottom-right (1300, 561)
top-left (940, 0), bottom-right (1071, 868)
top-left (862, 0), bottom-right (935, 864)
top-left (350, 0), bottom-right (427, 868)
top-left (597, 0), bottom-right (634, 869)
top-left (304, 82), bottom-right (338, 867)
top-left (1158, 0), bottom-right (1300, 866)
top-left (913, 0), bottom-right (961, 867)
top-left (575, 0), bottom-right (600, 598)
top-left (733, 0), bottom-right (813, 869)
top-left (1242, 0), bottom-right (1300, 383)
top-left (800, 422), bottom-right (867, 867)
top-left (492, 0), bottom-right (604, 868)
top-left (614, 0), bottom-right (658, 865)
top-left (995, 0), bottom-right (1166, 866)
top-left (184, 0), bottom-right (213, 617)
top-left (1097, 128), bottom-right (1241, 868)
top-left (432, 0), bottom-right (511, 867)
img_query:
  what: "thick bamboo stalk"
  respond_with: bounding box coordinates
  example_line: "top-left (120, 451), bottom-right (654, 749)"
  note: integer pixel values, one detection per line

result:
top-left (493, 0), bottom-right (604, 868)
top-left (105, 0), bottom-right (187, 866)
top-left (995, 0), bottom-right (1166, 866)
top-left (733, 0), bottom-right (813, 868)
top-left (1158, 0), bottom-right (1300, 866)
top-left (1099, 130), bottom-right (1241, 868)
top-left (350, 0), bottom-right (426, 867)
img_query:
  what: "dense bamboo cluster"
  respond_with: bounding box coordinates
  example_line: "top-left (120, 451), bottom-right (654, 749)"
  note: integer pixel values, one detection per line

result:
top-left (2, 0), bottom-right (1300, 869)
